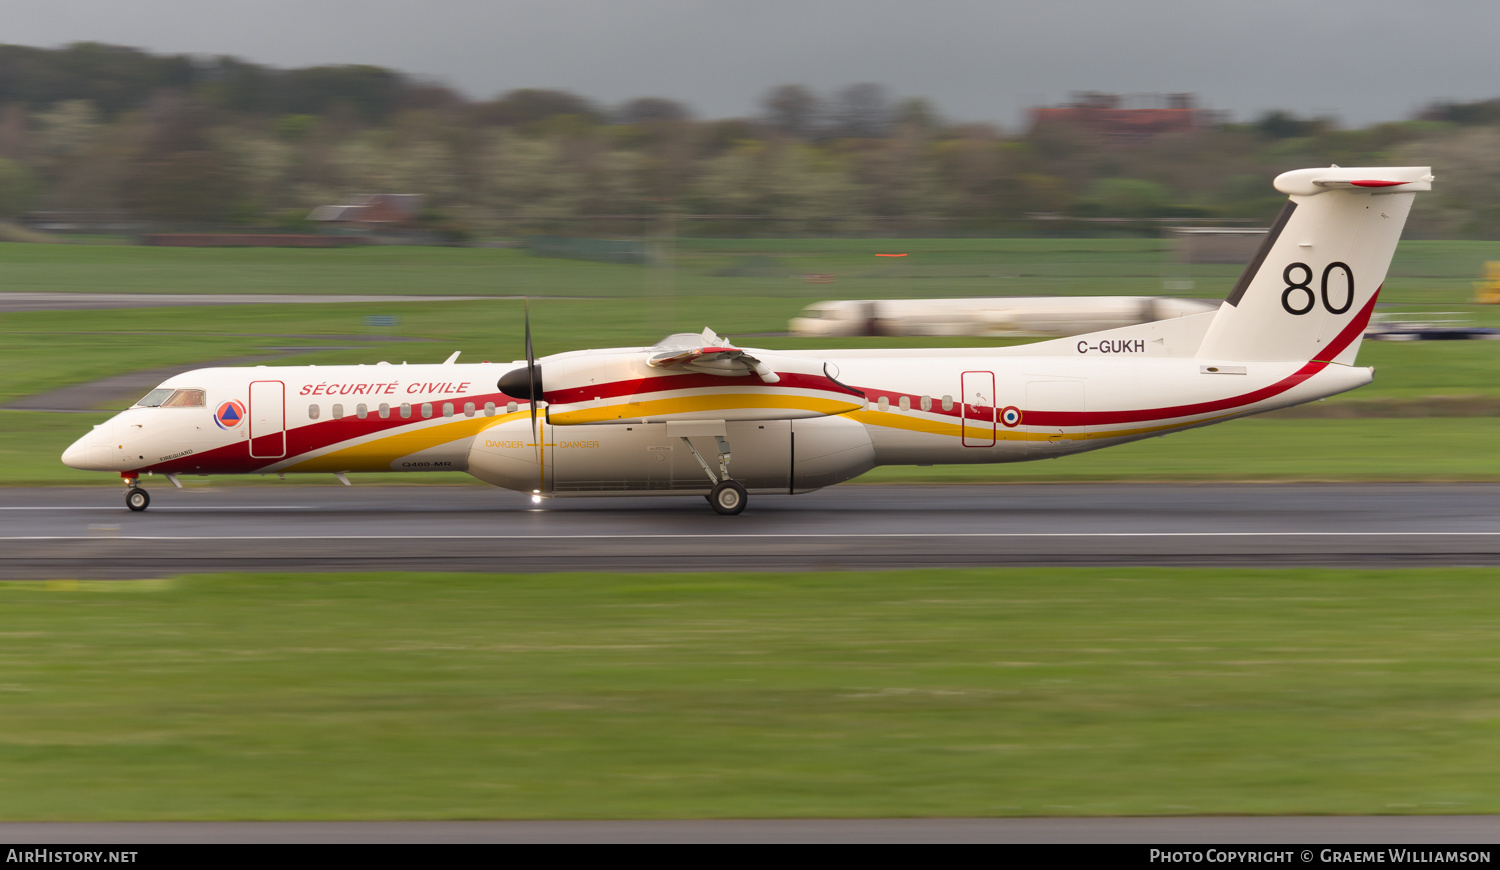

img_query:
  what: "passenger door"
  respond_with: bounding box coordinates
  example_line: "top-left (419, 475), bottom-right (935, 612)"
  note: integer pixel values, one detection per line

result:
top-left (960, 370), bottom-right (996, 447)
top-left (248, 380), bottom-right (286, 459)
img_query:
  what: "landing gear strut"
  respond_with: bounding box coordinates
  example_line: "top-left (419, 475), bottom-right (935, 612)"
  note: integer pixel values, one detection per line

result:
top-left (681, 434), bottom-right (747, 515)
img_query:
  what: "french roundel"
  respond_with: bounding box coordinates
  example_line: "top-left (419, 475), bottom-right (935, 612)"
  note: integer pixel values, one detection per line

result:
top-left (1000, 406), bottom-right (1022, 428)
top-left (214, 400), bottom-right (246, 430)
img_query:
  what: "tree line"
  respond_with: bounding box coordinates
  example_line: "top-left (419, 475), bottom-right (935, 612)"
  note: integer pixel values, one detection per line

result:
top-left (0, 42), bottom-right (1495, 239)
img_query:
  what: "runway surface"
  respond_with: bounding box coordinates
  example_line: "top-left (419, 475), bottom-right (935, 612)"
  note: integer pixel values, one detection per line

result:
top-left (3, 816), bottom-right (1498, 843)
top-left (6, 482), bottom-right (1500, 577)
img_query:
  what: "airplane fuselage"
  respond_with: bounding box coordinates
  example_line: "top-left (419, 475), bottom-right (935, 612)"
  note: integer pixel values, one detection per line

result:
top-left (63, 310), bottom-right (1374, 499)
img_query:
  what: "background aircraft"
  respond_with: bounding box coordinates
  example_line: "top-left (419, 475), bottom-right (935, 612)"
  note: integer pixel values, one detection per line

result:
top-left (789, 296), bottom-right (1220, 338)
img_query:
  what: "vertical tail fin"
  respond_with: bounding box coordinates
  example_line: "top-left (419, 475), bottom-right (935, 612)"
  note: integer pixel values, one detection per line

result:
top-left (1197, 166), bottom-right (1432, 363)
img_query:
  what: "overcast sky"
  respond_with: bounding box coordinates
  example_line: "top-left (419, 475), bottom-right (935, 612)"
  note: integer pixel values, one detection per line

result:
top-left (9, 0), bottom-right (1500, 129)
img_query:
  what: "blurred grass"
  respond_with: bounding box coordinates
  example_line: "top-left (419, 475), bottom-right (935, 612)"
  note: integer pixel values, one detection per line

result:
top-left (3, 567), bottom-right (1499, 819)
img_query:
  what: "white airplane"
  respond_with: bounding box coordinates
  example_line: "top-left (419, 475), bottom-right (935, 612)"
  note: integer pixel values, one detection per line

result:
top-left (63, 166), bottom-right (1431, 515)
top-left (790, 296), bottom-right (1220, 338)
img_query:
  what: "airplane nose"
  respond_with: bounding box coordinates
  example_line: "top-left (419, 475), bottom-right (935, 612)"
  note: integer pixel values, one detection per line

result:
top-left (60, 438), bottom-right (87, 469)
top-left (62, 420), bottom-right (112, 470)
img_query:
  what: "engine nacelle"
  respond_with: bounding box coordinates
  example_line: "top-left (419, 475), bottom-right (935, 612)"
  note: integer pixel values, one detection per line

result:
top-left (466, 415), bottom-right (875, 496)
top-left (467, 418), bottom-right (547, 494)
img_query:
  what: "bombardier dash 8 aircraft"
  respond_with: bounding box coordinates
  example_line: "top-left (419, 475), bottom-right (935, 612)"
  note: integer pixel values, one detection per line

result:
top-left (63, 166), bottom-right (1431, 514)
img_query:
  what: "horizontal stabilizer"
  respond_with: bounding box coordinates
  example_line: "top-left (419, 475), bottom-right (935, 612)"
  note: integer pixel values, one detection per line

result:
top-left (1274, 166), bottom-right (1433, 196)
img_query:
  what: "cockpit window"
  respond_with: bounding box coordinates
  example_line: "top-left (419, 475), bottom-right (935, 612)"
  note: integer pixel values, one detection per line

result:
top-left (162, 389), bottom-right (206, 407)
top-left (136, 388), bottom-right (206, 408)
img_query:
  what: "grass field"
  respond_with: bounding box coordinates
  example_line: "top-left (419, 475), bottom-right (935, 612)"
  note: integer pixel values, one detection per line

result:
top-left (3, 567), bottom-right (1498, 820)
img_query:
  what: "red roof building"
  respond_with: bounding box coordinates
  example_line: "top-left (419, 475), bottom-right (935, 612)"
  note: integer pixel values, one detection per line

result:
top-left (1031, 92), bottom-right (1202, 145)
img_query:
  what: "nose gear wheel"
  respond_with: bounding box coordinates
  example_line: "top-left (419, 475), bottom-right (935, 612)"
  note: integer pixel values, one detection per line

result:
top-left (125, 487), bottom-right (150, 512)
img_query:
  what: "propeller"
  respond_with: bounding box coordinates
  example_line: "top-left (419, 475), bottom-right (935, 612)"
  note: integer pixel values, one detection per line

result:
top-left (524, 299), bottom-right (539, 446)
top-left (496, 300), bottom-right (545, 492)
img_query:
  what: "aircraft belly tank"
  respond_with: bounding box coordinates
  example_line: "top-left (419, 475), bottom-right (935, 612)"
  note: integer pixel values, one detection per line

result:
top-left (467, 415), bottom-right (876, 496)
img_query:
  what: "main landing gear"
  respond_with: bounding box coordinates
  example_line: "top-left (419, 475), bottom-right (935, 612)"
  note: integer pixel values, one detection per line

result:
top-left (123, 474), bottom-right (150, 512)
top-left (681, 434), bottom-right (747, 515)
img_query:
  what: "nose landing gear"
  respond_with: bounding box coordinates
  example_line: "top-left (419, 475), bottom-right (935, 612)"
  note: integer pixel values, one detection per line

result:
top-left (122, 474), bottom-right (150, 512)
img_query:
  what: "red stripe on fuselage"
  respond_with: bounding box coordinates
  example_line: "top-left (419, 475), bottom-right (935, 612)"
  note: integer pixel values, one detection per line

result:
top-left (1024, 291), bottom-right (1377, 426)
top-left (543, 292), bottom-right (1378, 430)
top-left (139, 390), bottom-right (521, 475)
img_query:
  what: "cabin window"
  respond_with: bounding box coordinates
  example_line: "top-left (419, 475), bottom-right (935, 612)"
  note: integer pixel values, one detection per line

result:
top-left (421, 403), bottom-right (433, 419)
top-left (400, 403), bottom-right (411, 419)
top-left (941, 395), bottom-right (954, 411)
top-left (308, 404), bottom-right (320, 420)
top-left (332, 404), bottom-right (344, 420)
top-left (378, 403), bottom-right (390, 419)
top-left (357, 403), bottom-right (368, 420)
top-left (506, 401), bottom-right (517, 414)
top-left (485, 402), bottom-right (496, 417)
top-left (442, 402), bottom-right (454, 418)
top-left (877, 396), bottom-right (889, 411)
top-left (464, 402), bottom-right (475, 418)
top-left (898, 396), bottom-right (910, 412)
top-left (920, 395), bottom-right (932, 411)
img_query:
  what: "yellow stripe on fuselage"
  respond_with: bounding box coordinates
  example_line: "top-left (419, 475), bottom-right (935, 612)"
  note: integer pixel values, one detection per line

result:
top-left (548, 393), bottom-right (862, 425)
top-left (278, 397), bottom-right (1234, 474)
top-left (282, 412), bottom-right (526, 472)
